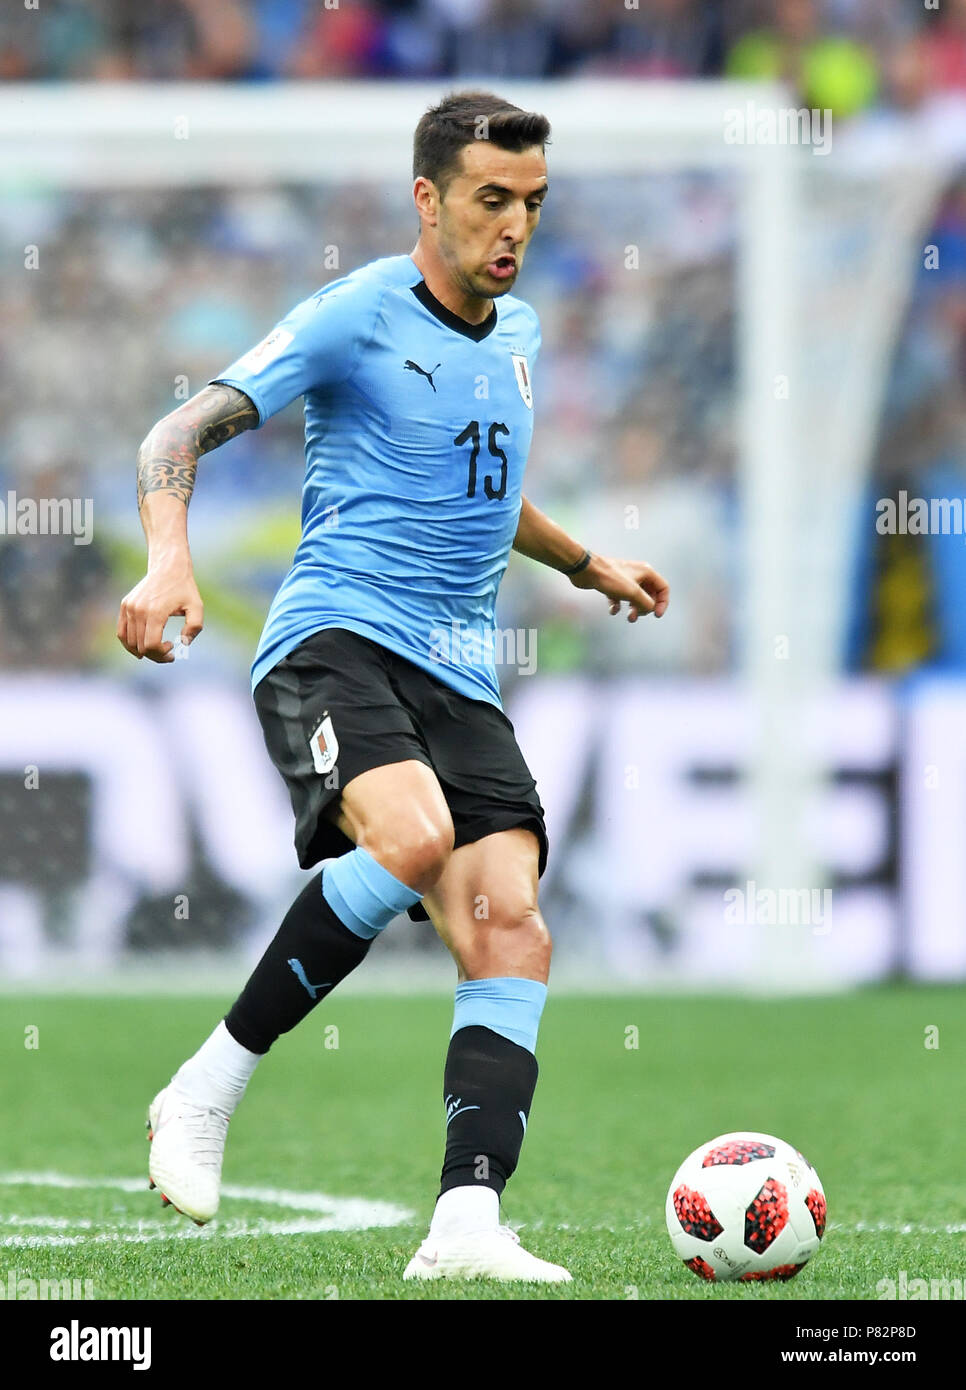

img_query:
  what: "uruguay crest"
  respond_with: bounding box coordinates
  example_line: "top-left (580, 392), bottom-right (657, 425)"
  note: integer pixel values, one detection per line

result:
top-left (309, 712), bottom-right (339, 775)
top-left (511, 353), bottom-right (532, 409)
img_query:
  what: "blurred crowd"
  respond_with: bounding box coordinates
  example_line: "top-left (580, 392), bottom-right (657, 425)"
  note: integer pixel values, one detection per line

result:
top-left (0, 171), bottom-right (737, 678)
top-left (0, 0), bottom-right (961, 113)
top-left (3, 1), bottom-right (966, 680)
top-left (851, 170), bottom-right (966, 676)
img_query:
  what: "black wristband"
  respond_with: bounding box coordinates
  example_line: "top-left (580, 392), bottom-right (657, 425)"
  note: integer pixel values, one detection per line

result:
top-left (561, 548), bottom-right (592, 576)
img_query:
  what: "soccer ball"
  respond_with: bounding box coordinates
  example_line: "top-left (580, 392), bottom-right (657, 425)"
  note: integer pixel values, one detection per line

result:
top-left (665, 1131), bottom-right (826, 1283)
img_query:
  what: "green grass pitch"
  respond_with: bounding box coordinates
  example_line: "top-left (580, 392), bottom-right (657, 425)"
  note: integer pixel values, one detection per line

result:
top-left (0, 986), bottom-right (962, 1301)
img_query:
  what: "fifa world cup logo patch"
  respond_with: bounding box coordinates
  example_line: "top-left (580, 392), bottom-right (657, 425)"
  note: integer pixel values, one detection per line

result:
top-left (238, 326), bottom-right (294, 375)
top-left (309, 712), bottom-right (339, 775)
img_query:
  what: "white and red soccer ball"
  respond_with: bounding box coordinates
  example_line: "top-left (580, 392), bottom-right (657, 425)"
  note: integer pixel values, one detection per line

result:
top-left (665, 1131), bottom-right (826, 1283)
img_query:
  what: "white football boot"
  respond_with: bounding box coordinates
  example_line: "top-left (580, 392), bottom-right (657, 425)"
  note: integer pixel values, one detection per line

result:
top-left (146, 1086), bottom-right (229, 1225)
top-left (404, 1225), bottom-right (572, 1282)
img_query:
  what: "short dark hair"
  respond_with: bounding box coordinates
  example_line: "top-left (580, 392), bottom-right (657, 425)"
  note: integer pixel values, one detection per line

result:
top-left (413, 90), bottom-right (551, 197)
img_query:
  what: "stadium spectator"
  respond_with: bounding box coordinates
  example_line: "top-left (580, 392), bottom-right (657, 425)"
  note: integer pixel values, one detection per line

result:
top-left (449, 0), bottom-right (560, 79)
top-left (849, 169), bottom-right (966, 675)
top-left (920, 0), bottom-right (966, 94)
top-left (288, 0), bottom-right (389, 78)
top-left (0, 463), bottom-right (112, 671)
top-left (557, 0), bottom-right (725, 79)
top-left (0, 0), bottom-right (929, 85)
top-left (725, 0), bottom-right (880, 117)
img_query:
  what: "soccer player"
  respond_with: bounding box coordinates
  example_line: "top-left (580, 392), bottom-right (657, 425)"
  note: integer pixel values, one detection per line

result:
top-left (117, 91), bottom-right (668, 1283)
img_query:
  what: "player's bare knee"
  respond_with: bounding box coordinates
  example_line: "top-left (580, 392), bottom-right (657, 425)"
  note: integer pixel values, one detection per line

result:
top-left (514, 906), bottom-right (552, 973)
top-left (462, 902), bottom-right (551, 979)
top-left (369, 822), bottom-right (455, 895)
top-left (486, 896), bottom-right (546, 938)
top-left (403, 824), bottom-right (455, 893)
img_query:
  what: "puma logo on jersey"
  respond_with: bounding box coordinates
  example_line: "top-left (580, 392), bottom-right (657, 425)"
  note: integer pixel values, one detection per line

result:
top-left (404, 359), bottom-right (441, 392)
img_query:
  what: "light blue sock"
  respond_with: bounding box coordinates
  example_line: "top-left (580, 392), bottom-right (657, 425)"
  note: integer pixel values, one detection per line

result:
top-left (322, 848), bottom-right (423, 941)
top-left (451, 977), bottom-right (548, 1055)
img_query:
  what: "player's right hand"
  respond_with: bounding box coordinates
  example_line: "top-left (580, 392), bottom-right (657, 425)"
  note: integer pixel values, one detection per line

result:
top-left (116, 564), bottom-right (204, 663)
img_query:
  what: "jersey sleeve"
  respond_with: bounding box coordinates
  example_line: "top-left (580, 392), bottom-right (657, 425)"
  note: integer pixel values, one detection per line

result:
top-left (210, 276), bottom-right (383, 426)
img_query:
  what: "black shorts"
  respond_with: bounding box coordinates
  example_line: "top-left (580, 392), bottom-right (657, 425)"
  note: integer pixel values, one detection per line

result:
top-left (253, 628), bottom-right (548, 920)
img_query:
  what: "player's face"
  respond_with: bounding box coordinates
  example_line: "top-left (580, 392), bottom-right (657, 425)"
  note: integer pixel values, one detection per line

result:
top-left (435, 142), bottom-right (548, 300)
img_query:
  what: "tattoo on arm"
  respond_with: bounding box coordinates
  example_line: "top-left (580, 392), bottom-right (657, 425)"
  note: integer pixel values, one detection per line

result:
top-left (136, 384), bottom-right (258, 510)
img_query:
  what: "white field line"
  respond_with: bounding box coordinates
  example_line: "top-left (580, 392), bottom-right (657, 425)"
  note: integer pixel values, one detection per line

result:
top-left (535, 1218), bottom-right (966, 1236)
top-left (1, 1175), bottom-right (958, 1248)
top-left (844, 1221), bottom-right (966, 1236)
top-left (0, 1172), bottom-right (415, 1247)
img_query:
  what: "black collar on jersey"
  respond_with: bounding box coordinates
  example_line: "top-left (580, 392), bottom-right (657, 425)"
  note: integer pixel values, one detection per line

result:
top-left (410, 278), bottom-right (498, 342)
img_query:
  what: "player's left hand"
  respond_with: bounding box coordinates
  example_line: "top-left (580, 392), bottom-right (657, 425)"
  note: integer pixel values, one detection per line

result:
top-left (569, 555), bottom-right (669, 623)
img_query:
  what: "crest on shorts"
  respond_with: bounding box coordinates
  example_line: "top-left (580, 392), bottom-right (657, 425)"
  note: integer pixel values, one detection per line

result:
top-left (511, 353), bottom-right (532, 409)
top-left (309, 712), bottom-right (339, 775)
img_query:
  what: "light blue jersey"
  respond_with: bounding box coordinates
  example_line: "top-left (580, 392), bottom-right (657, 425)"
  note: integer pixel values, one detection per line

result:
top-left (213, 254), bottom-right (540, 707)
